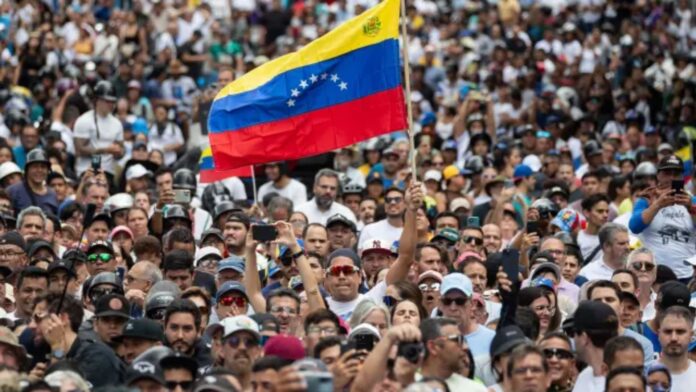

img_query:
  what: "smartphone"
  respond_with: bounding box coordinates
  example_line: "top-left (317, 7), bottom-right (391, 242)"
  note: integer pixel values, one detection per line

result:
top-left (501, 248), bottom-right (520, 285)
top-left (339, 339), bottom-right (355, 355)
top-left (173, 189), bottom-right (191, 204)
top-left (252, 224), bottom-right (278, 242)
top-left (672, 180), bottom-right (684, 194)
top-left (526, 220), bottom-right (539, 235)
top-left (299, 371), bottom-right (333, 392)
top-left (467, 216), bottom-right (480, 228)
top-left (91, 155), bottom-right (101, 171)
top-left (353, 334), bottom-right (376, 352)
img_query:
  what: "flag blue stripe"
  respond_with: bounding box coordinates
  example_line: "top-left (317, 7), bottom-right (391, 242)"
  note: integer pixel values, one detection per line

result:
top-left (200, 156), bottom-right (214, 170)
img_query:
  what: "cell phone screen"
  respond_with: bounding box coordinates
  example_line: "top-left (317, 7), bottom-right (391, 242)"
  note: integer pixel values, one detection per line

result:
top-left (502, 249), bottom-right (520, 284)
top-left (672, 180), bottom-right (684, 194)
top-left (252, 225), bottom-right (278, 242)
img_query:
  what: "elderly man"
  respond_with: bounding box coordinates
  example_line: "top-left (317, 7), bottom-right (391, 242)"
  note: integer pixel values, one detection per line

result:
top-left (295, 169), bottom-right (356, 225)
top-left (578, 223), bottom-right (630, 281)
top-left (626, 247), bottom-right (658, 321)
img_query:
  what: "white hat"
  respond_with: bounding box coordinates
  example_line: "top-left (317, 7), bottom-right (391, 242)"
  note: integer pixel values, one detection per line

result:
top-left (205, 315), bottom-right (260, 340)
top-left (349, 323), bottom-right (381, 340)
top-left (359, 238), bottom-right (392, 257)
top-left (424, 170), bottom-right (442, 182)
top-left (449, 197), bottom-right (471, 212)
top-left (195, 246), bottom-right (222, 266)
top-left (522, 155), bottom-right (542, 172)
top-left (125, 164), bottom-right (151, 181)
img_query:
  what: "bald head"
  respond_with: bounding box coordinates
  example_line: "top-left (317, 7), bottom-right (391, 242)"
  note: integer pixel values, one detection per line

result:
top-left (127, 261), bottom-right (162, 293)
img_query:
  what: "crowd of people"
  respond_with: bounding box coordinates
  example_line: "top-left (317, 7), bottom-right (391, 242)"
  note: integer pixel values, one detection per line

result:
top-left (0, 0), bottom-right (695, 390)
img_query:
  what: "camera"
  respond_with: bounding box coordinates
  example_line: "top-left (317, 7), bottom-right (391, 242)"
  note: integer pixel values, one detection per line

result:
top-left (397, 342), bottom-right (424, 364)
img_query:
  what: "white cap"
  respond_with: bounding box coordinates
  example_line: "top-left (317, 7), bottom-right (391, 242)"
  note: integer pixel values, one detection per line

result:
top-left (450, 197), bottom-right (471, 212)
top-left (125, 164), bottom-right (151, 181)
top-left (424, 169), bottom-right (442, 182)
top-left (522, 155), bottom-right (542, 172)
top-left (349, 323), bottom-right (381, 340)
top-left (359, 238), bottom-right (392, 257)
top-left (205, 315), bottom-right (260, 340)
top-left (195, 246), bottom-right (222, 266)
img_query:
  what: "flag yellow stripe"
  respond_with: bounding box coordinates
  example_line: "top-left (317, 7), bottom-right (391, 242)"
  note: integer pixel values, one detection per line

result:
top-left (216, 0), bottom-right (399, 98)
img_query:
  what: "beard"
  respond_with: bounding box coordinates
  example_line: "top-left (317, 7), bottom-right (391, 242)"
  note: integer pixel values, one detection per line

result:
top-left (315, 195), bottom-right (333, 209)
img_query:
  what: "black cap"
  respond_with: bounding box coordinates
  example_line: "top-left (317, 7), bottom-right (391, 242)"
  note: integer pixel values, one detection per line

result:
top-left (573, 300), bottom-right (618, 332)
top-left (115, 318), bottom-right (164, 342)
top-left (87, 240), bottom-right (114, 254)
top-left (619, 291), bottom-right (640, 306)
top-left (657, 155), bottom-right (684, 172)
top-left (192, 375), bottom-right (236, 392)
top-left (0, 231), bottom-right (25, 250)
top-left (545, 185), bottom-right (569, 199)
top-left (125, 360), bottom-right (165, 386)
top-left (655, 265), bottom-right (678, 285)
top-left (47, 259), bottom-right (76, 278)
top-left (160, 352), bottom-right (198, 376)
top-left (658, 281), bottom-right (690, 310)
top-left (90, 211), bottom-right (114, 229)
top-left (490, 325), bottom-right (530, 358)
top-left (326, 214), bottom-right (356, 231)
top-left (200, 228), bottom-right (224, 243)
top-left (63, 249), bottom-right (87, 264)
top-left (94, 293), bottom-right (130, 319)
top-left (27, 240), bottom-right (56, 259)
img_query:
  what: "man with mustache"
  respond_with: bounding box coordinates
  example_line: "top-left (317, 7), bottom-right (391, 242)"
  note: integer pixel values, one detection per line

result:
top-left (656, 305), bottom-right (696, 391)
top-left (163, 298), bottom-right (212, 369)
top-left (219, 315), bottom-right (263, 391)
top-left (296, 169), bottom-right (357, 225)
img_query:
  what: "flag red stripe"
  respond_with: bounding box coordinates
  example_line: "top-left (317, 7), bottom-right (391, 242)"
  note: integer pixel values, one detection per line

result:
top-left (200, 166), bottom-right (253, 183)
top-left (209, 87), bottom-right (407, 170)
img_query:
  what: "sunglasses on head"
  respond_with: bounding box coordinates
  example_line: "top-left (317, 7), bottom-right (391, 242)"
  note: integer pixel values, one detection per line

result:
top-left (461, 236), bottom-right (483, 246)
top-left (631, 261), bottom-right (655, 272)
top-left (542, 348), bottom-right (574, 360)
top-left (226, 335), bottom-right (259, 348)
top-left (326, 265), bottom-right (359, 277)
top-left (441, 297), bottom-right (467, 306)
top-left (218, 295), bottom-right (246, 308)
top-left (419, 282), bottom-right (441, 292)
top-left (87, 253), bottom-right (113, 264)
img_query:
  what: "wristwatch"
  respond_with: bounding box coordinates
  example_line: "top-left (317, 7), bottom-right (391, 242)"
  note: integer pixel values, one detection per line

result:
top-left (51, 349), bottom-right (65, 360)
top-left (290, 249), bottom-right (305, 260)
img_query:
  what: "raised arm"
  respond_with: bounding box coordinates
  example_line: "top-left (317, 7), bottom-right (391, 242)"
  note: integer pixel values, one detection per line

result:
top-left (243, 226), bottom-right (266, 313)
top-left (386, 181), bottom-right (423, 285)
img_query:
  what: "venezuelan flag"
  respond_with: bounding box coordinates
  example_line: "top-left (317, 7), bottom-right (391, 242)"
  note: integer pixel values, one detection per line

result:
top-left (208, 0), bottom-right (406, 170)
top-left (199, 146), bottom-right (252, 183)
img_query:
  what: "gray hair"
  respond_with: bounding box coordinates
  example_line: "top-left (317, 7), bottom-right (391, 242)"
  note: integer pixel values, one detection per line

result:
top-left (348, 298), bottom-right (391, 331)
top-left (314, 168), bottom-right (340, 186)
top-left (137, 261), bottom-right (163, 284)
top-left (17, 206), bottom-right (46, 229)
top-left (268, 196), bottom-right (294, 217)
top-left (626, 247), bottom-right (654, 266)
top-left (598, 223), bottom-right (628, 248)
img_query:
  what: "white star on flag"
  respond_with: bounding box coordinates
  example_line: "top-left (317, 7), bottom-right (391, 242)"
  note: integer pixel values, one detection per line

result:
top-left (339, 82), bottom-right (348, 90)
top-left (321, 73), bottom-right (328, 80)
top-left (287, 99), bottom-right (295, 107)
top-left (299, 80), bottom-right (309, 89)
top-left (291, 89), bottom-right (300, 97)
top-left (331, 74), bottom-right (339, 82)
top-left (310, 74), bottom-right (318, 83)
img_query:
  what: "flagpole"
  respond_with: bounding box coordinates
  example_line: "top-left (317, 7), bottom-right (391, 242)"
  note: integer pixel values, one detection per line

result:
top-left (250, 165), bottom-right (258, 205)
top-left (399, 0), bottom-right (417, 180)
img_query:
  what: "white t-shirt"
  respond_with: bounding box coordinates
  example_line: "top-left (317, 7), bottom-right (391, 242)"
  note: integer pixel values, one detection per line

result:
top-left (578, 258), bottom-right (615, 281)
top-left (148, 123), bottom-right (184, 166)
top-left (257, 179), bottom-right (308, 207)
top-left (664, 360), bottom-right (696, 392)
top-left (637, 204), bottom-right (695, 279)
top-left (572, 366), bottom-right (604, 392)
top-left (358, 219), bottom-right (403, 247)
top-left (73, 110), bottom-right (124, 175)
top-left (577, 229), bottom-right (602, 264)
top-left (326, 280), bottom-right (387, 321)
top-left (295, 199), bottom-right (357, 225)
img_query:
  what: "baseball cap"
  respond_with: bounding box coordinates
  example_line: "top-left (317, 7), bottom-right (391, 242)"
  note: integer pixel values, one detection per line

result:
top-left (47, 259), bottom-right (76, 278)
top-left (531, 262), bottom-right (561, 282)
top-left (192, 375), bottom-right (237, 392)
top-left (417, 270), bottom-right (443, 284)
top-left (424, 169), bottom-right (442, 182)
top-left (264, 335), bottom-right (306, 361)
top-left (220, 315), bottom-right (261, 340)
top-left (326, 214), bottom-right (356, 231)
top-left (217, 256), bottom-right (245, 274)
top-left (490, 325), bottom-right (530, 358)
top-left (110, 226), bottom-right (134, 241)
top-left (550, 208), bottom-right (580, 233)
top-left (195, 246), bottom-right (222, 266)
top-left (87, 240), bottom-right (114, 254)
top-left (442, 139), bottom-right (458, 151)
top-left (366, 171), bottom-right (383, 184)
top-left (126, 164), bottom-right (151, 181)
top-left (126, 360), bottom-right (165, 386)
top-left (619, 291), bottom-right (640, 306)
top-left (449, 197), bottom-right (471, 212)
top-left (115, 318), bottom-right (164, 342)
top-left (94, 293), bottom-right (130, 319)
top-left (359, 238), bottom-right (391, 257)
top-left (658, 143), bottom-right (674, 154)
top-left (545, 186), bottom-right (569, 199)
top-left (349, 323), bottom-right (381, 340)
top-left (573, 300), bottom-right (619, 332)
top-left (160, 352), bottom-right (198, 376)
top-left (442, 165), bottom-right (461, 181)
top-left (440, 273), bottom-right (473, 297)
top-left (513, 164), bottom-right (533, 181)
top-left (216, 281), bottom-right (248, 302)
top-left (658, 281), bottom-right (690, 310)
top-left (431, 228), bottom-right (459, 244)
top-left (27, 240), bottom-right (56, 259)
top-left (200, 228), bottom-right (224, 243)
top-left (0, 231), bottom-right (25, 249)
top-left (657, 155), bottom-right (684, 172)
top-left (455, 251), bottom-right (483, 268)
top-left (327, 248), bottom-right (361, 269)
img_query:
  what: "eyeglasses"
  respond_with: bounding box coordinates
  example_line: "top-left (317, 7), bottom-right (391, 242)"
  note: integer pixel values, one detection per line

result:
top-left (326, 265), bottom-right (360, 277)
top-left (441, 297), bottom-right (467, 307)
top-left (419, 282), bottom-right (441, 292)
top-left (382, 295), bottom-right (398, 307)
top-left (532, 304), bottom-right (555, 315)
top-left (307, 325), bottom-right (337, 335)
top-left (0, 250), bottom-right (24, 257)
top-left (439, 334), bottom-right (466, 346)
top-left (385, 196), bottom-right (403, 204)
top-left (461, 236), bottom-right (483, 246)
top-left (630, 261), bottom-right (655, 272)
top-left (270, 305), bottom-right (298, 315)
top-left (226, 335), bottom-right (259, 348)
top-left (198, 258), bottom-right (219, 269)
top-left (165, 381), bottom-right (193, 390)
top-left (218, 296), bottom-right (246, 308)
top-left (87, 253), bottom-right (113, 264)
top-left (512, 366), bottom-right (545, 376)
top-left (542, 348), bottom-right (574, 360)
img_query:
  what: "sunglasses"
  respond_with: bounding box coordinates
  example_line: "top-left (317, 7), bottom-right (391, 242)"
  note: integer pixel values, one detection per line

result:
top-left (441, 297), bottom-right (467, 306)
top-left (218, 296), bottom-right (246, 308)
top-left (90, 288), bottom-right (116, 302)
top-left (147, 307), bottom-right (167, 320)
top-left (226, 335), bottom-right (259, 348)
top-left (165, 381), bottom-right (193, 390)
top-left (280, 256), bottom-right (294, 267)
top-left (630, 261), bottom-right (655, 272)
top-left (461, 236), bottom-right (483, 246)
top-left (440, 334), bottom-right (466, 346)
top-left (419, 282), bottom-right (441, 292)
top-left (326, 265), bottom-right (360, 277)
top-left (87, 253), bottom-right (113, 264)
top-left (385, 196), bottom-right (403, 204)
top-left (270, 305), bottom-right (298, 315)
top-left (542, 348), bottom-right (574, 360)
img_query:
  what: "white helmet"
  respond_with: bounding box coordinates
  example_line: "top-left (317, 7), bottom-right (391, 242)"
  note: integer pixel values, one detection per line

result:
top-left (0, 162), bottom-right (22, 182)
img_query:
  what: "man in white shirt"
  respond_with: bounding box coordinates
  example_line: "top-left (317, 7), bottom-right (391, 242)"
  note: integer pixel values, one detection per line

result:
top-left (579, 223), bottom-right (630, 281)
top-left (657, 306), bottom-right (696, 391)
top-left (577, 193), bottom-right (610, 264)
top-left (257, 162), bottom-right (307, 207)
top-left (359, 187), bottom-right (405, 246)
top-left (73, 81), bottom-right (124, 177)
top-left (572, 301), bottom-right (619, 392)
top-left (296, 169), bottom-right (356, 225)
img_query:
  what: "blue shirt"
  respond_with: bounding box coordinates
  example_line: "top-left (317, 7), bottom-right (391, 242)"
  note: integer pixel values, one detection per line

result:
top-left (465, 325), bottom-right (495, 357)
top-left (7, 181), bottom-right (58, 215)
top-left (12, 145), bottom-right (26, 169)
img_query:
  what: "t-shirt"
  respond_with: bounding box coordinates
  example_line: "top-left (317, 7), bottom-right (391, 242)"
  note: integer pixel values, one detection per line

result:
top-left (577, 229), bottom-right (602, 264)
top-left (578, 259), bottom-right (615, 281)
top-left (326, 280), bottom-right (387, 321)
top-left (572, 366), bottom-right (604, 392)
top-left (147, 122), bottom-right (184, 166)
top-left (73, 110), bottom-right (124, 175)
top-left (415, 372), bottom-right (487, 392)
top-left (7, 182), bottom-right (58, 215)
top-left (667, 359), bottom-right (696, 392)
top-left (465, 324), bottom-right (495, 357)
top-left (358, 219), bottom-right (403, 247)
top-left (295, 199), bottom-right (357, 225)
top-left (257, 179), bottom-right (308, 207)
